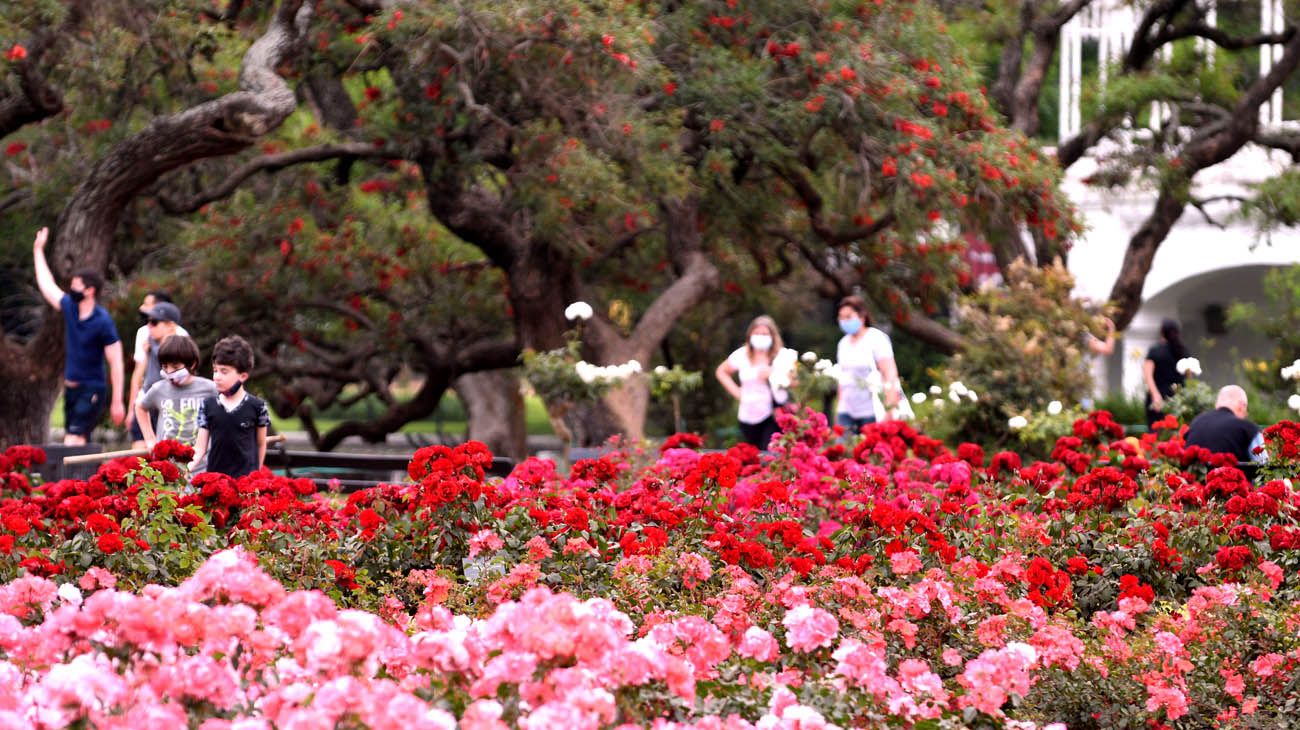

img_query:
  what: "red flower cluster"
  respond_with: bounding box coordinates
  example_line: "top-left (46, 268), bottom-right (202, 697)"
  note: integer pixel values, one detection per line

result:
top-left (1024, 556), bottom-right (1072, 608)
top-left (150, 439), bottom-right (195, 462)
top-left (660, 432), bottom-right (704, 453)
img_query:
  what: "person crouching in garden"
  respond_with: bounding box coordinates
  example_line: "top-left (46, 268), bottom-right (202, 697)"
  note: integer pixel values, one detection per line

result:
top-left (189, 336), bottom-right (269, 478)
top-left (834, 295), bottom-right (901, 435)
top-left (716, 315), bottom-right (795, 449)
top-left (135, 335), bottom-right (217, 471)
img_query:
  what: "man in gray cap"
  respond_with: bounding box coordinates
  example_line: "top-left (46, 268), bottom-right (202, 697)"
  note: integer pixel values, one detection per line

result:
top-left (128, 300), bottom-right (187, 449)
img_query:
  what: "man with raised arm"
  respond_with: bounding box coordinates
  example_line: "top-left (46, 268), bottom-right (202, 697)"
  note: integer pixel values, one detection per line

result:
top-left (32, 227), bottom-right (126, 445)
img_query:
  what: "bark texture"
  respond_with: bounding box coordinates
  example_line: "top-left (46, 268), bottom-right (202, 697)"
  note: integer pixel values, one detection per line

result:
top-left (0, 0), bottom-right (316, 447)
top-left (454, 370), bottom-right (528, 462)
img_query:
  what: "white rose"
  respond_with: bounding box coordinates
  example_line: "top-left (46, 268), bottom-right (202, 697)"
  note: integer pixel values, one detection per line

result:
top-left (1008, 415), bottom-right (1028, 429)
top-left (929, 385), bottom-right (942, 395)
top-left (654, 365), bottom-right (668, 375)
top-left (950, 381), bottom-right (968, 397)
top-left (575, 361), bottom-right (596, 383)
top-left (1175, 357), bottom-right (1201, 377)
top-left (801, 351), bottom-right (818, 364)
top-left (1047, 400), bottom-right (1063, 416)
top-left (57, 583), bottom-right (82, 606)
top-left (1289, 393), bottom-right (1300, 412)
top-left (911, 392), bottom-right (927, 404)
top-left (564, 301), bottom-right (594, 321)
top-left (967, 391), bottom-right (978, 402)
top-left (627, 360), bottom-right (642, 374)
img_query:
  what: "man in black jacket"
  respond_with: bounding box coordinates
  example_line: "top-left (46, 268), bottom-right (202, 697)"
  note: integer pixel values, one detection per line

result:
top-left (1185, 385), bottom-right (1267, 463)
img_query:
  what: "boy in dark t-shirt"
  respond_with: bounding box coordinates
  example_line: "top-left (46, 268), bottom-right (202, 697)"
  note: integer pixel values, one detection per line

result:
top-left (189, 336), bottom-right (270, 478)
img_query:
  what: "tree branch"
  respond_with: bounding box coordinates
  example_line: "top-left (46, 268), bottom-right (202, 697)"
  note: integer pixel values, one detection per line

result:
top-left (49, 0), bottom-right (317, 278)
top-left (0, 2), bottom-right (86, 139)
top-left (776, 164), bottom-right (896, 245)
top-left (315, 339), bottom-right (519, 450)
top-left (1108, 28), bottom-right (1300, 329)
top-left (1255, 130), bottom-right (1300, 161)
top-left (157, 142), bottom-right (402, 213)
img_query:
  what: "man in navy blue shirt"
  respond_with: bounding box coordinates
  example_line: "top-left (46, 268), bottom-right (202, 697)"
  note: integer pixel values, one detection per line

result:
top-left (1185, 385), bottom-right (1267, 464)
top-left (33, 227), bottom-right (126, 445)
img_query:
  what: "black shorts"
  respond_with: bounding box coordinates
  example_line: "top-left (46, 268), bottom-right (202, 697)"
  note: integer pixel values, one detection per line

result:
top-left (64, 383), bottom-right (107, 437)
top-left (738, 416), bottom-right (779, 450)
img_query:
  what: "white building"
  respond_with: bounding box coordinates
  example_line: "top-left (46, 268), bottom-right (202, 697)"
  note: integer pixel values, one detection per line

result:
top-left (1060, 0), bottom-right (1300, 399)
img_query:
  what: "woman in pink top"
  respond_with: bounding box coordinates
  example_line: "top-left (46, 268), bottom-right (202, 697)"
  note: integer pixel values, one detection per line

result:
top-left (715, 315), bottom-right (789, 448)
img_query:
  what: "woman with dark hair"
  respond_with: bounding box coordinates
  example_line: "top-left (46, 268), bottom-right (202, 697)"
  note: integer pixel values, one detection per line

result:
top-left (834, 295), bottom-right (901, 434)
top-left (1143, 318), bottom-right (1190, 428)
top-left (715, 315), bottom-right (794, 448)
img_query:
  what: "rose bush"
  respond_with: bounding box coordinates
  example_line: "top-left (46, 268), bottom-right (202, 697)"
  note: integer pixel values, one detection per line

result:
top-left (1, 409), bottom-right (1300, 727)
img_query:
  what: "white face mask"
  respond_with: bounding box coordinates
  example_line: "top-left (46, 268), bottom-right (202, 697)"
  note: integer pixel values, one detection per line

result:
top-left (749, 334), bottom-right (773, 351)
top-left (160, 367), bottom-right (189, 385)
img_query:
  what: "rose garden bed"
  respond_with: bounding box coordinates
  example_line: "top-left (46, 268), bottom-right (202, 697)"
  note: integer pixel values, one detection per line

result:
top-left (1, 410), bottom-right (1299, 728)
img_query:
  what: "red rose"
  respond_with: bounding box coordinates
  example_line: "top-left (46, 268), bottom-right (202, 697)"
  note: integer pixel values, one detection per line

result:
top-left (86, 514), bottom-right (117, 534)
top-left (1215, 545), bottom-right (1253, 573)
top-left (3, 515), bottom-right (30, 536)
top-left (96, 533), bottom-right (126, 554)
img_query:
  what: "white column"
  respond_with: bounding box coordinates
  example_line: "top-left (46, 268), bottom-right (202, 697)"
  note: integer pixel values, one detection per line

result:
top-left (1261, 0), bottom-right (1285, 127)
top-left (1060, 17), bottom-right (1078, 140)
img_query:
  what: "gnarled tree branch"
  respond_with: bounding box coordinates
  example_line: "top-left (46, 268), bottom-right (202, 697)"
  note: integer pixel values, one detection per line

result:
top-left (157, 142), bottom-right (403, 213)
top-left (49, 0), bottom-right (316, 278)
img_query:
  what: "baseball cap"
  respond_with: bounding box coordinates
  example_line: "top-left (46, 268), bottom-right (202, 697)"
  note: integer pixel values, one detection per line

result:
top-left (146, 301), bottom-right (182, 324)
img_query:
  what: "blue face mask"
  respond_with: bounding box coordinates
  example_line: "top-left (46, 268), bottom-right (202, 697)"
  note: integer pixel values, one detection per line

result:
top-left (222, 380), bottom-right (244, 397)
top-left (839, 318), bottom-right (862, 336)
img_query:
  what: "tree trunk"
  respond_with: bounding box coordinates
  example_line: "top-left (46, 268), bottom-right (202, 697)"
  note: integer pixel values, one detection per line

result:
top-left (0, 0), bottom-right (316, 446)
top-left (454, 369), bottom-right (527, 461)
top-left (0, 318), bottom-right (63, 448)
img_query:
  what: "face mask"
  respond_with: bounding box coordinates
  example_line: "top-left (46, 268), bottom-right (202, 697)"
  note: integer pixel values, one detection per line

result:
top-left (160, 367), bottom-right (189, 385)
top-left (222, 380), bottom-right (244, 397)
top-left (839, 317), bottom-right (862, 336)
top-left (68, 289), bottom-right (86, 303)
top-left (749, 334), bottom-right (773, 351)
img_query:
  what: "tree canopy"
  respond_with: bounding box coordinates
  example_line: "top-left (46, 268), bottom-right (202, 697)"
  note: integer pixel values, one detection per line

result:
top-left (20, 0), bottom-right (1292, 447)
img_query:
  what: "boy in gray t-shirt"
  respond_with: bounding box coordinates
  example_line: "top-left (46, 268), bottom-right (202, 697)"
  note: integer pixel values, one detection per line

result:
top-left (137, 335), bottom-right (217, 467)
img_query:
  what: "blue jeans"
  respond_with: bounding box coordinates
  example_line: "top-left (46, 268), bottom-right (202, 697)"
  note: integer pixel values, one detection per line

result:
top-left (836, 412), bottom-right (876, 435)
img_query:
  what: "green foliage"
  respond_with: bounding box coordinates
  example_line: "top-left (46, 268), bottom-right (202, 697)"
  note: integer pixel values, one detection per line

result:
top-left (1229, 265), bottom-right (1300, 397)
top-left (521, 330), bottom-right (630, 407)
top-left (1012, 402), bottom-right (1088, 461)
top-left (787, 357), bottom-right (840, 409)
top-left (1239, 169), bottom-right (1300, 235)
top-left (1163, 378), bottom-right (1215, 426)
top-left (1092, 391), bottom-right (1146, 427)
top-left (648, 365), bottom-right (702, 402)
top-left (930, 260), bottom-right (1101, 446)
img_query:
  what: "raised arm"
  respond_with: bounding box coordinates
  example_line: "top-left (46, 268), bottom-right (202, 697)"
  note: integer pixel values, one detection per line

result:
top-left (32, 227), bottom-right (64, 310)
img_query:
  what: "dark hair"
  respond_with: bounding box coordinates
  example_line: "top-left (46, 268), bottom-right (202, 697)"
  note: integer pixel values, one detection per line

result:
top-left (147, 291), bottom-right (174, 304)
top-left (211, 335), bottom-right (255, 374)
top-left (836, 295), bottom-right (873, 327)
top-left (1160, 318), bottom-right (1189, 359)
top-left (157, 335), bottom-right (201, 369)
top-left (71, 269), bottom-right (105, 296)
